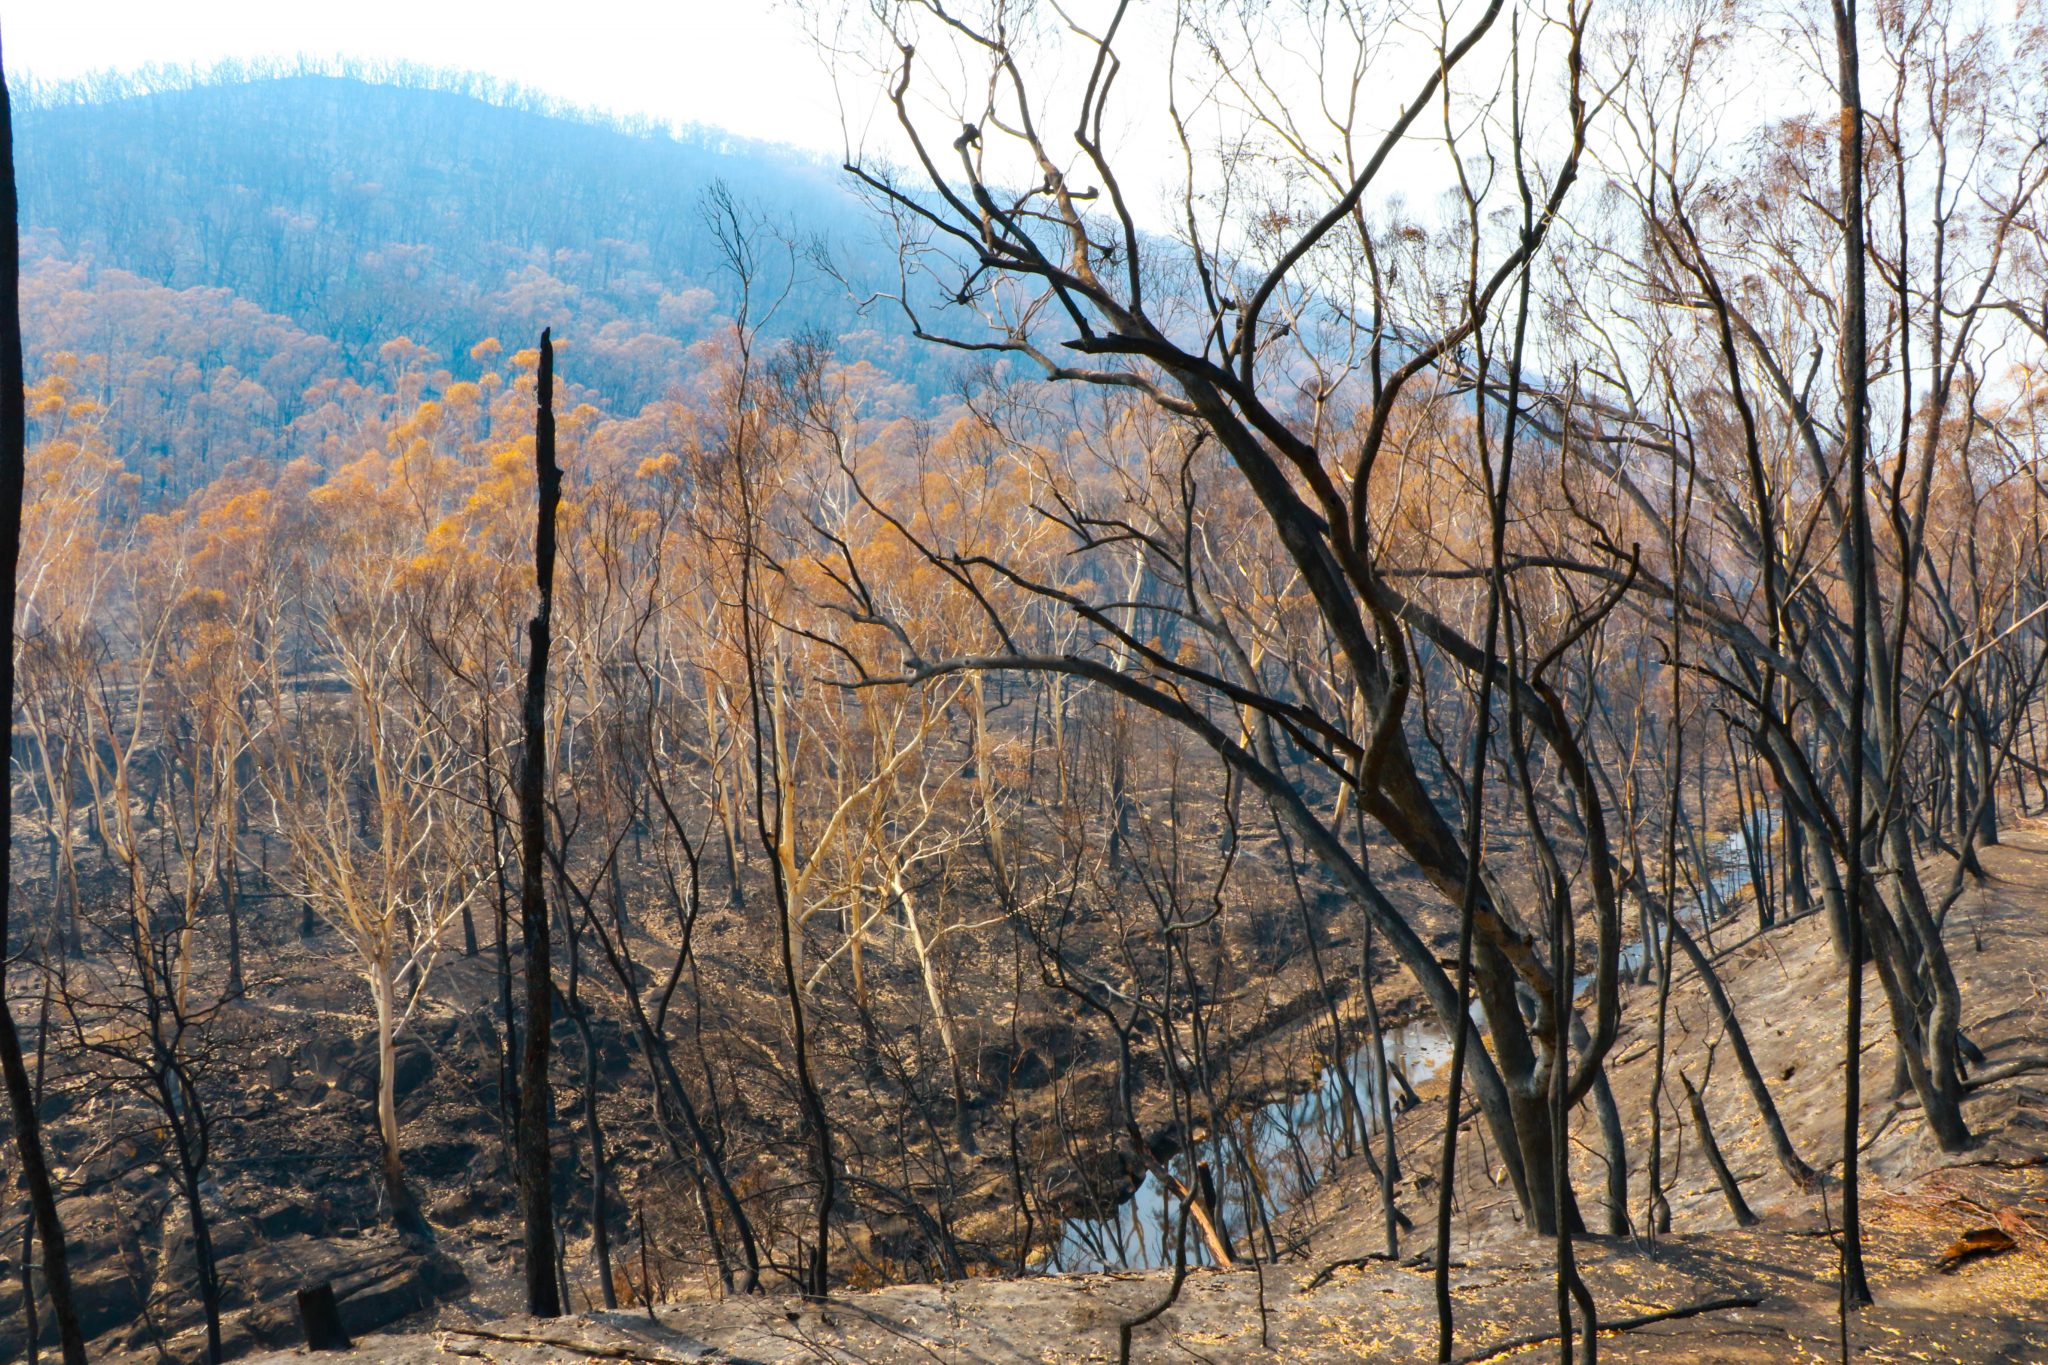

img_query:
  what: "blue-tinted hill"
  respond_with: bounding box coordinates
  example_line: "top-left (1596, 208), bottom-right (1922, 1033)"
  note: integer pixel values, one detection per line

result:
top-left (16, 70), bottom-right (930, 422)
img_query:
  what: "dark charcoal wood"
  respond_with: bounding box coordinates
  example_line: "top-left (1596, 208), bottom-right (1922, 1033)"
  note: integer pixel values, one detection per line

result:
top-left (295, 1283), bottom-right (353, 1351)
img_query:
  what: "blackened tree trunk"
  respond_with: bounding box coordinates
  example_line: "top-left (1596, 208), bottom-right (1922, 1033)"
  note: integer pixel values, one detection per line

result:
top-left (1831, 0), bottom-right (1876, 1310)
top-left (483, 696), bottom-right (520, 1171)
top-left (1664, 914), bottom-right (1818, 1191)
top-left (1679, 1072), bottom-right (1759, 1227)
top-left (0, 31), bottom-right (89, 1365)
top-left (562, 899), bottom-right (616, 1309)
top-left (159, 1070), bottom-right (223, 1362)
top-left (1783, 801), bottom-right (1815, 922)
top-left (517, 328), bottom-right (563, 1318)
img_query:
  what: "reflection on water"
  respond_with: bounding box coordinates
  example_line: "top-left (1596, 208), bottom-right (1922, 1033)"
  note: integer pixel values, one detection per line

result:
top-left (1046, 823), bottom-right (1771, 1272)
top-left (1046, 1020), bottom-right (1451, 1273)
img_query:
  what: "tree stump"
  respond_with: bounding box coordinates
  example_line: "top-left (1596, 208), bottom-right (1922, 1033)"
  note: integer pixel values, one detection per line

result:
top-left (295, 1282), bottom-right (353, 1351)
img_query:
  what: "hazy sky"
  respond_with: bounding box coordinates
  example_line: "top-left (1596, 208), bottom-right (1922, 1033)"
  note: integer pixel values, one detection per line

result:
top-left (0, 0), bottom-right (1606, 239)
top-left (0, 0), bottom-right (850, 152)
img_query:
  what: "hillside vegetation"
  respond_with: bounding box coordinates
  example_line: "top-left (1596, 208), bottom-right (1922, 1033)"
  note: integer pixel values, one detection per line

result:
top-left (17, 71), bottom-right (929, 492)
top-left (5, 5), bottom-right (2048, 1364)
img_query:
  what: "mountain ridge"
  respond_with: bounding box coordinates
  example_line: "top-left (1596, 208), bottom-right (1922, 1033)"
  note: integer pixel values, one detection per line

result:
top-left (16, 71), bottom-right (930, 448)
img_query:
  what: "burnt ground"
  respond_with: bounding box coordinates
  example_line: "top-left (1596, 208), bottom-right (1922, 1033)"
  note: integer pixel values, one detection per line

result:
top-left (3, 798), bottom-right (1446, 1361)
top-left (229, 826), bottom-right (2048, 1364)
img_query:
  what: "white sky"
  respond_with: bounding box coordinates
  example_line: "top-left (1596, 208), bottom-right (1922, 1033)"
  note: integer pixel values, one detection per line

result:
top-left (0, 0), bottom-right (1611, 244)
top-left (0, 0), bottom-right (854, 154)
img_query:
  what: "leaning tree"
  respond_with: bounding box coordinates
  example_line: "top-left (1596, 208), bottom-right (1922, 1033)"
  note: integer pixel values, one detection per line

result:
top-left (812, 0), bottom-right (1631, 1249)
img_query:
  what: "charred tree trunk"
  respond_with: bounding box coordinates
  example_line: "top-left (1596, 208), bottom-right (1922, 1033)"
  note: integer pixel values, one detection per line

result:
top-left (1973, 719), bottom-right (2000, 848)
top-left (1360, 914), bottom-right (1401, 1258)
top-left (568, 935), bottom-right (616, 1309)
top-left (483, 704), bottom-right (520, 1172)
top-left (0, 34), bottom-right (89, 1365)
top-left (549, 820), bottom-right (764, 1295)
top-left (554, 869), bottom-right (617, 1310)
top-left (1663, 915), bottom-right (1818, 1190)
top-left (1783, 800), bottom-right (1815, 923)
top-left (218, 801), bottom-right (244, 995)
top-left (1831, 0), bottom-right (1876, 1306)
top-left (160, 1087), bottom-right (223, 1363)
top-left (517, 328), bottom-right (563, 1318)
top-left (1679, 1072), bottom-right (1758, 1227)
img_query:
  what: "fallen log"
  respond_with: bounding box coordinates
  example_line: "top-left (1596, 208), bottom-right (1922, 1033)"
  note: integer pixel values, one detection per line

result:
top-left (1453, 1294), bottom-right (1765, 1364)
top-left (438, 1326), bottom-right (692, 1364)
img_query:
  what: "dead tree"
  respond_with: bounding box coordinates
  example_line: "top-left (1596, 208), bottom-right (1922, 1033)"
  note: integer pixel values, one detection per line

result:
top-left (1678, 1070), bottom-right (1757, 1228)
top-left (1830, 0), bottom-right (1875, 1308)
top-left (827, 0), bottom-right (1618, 1259)
top-left (0, 28), bottom-right (89, 1365)
top-left (517, 327), bottom-right (563, 1318)
top-left (55, 917), bottom-right (228, 1361)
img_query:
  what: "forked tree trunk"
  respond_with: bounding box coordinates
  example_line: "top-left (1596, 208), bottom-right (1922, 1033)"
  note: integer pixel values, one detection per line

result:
top-left (893, 870), bottom-right (969, 1123)
top-left (1663, 913), bottom-right (1818, 1191)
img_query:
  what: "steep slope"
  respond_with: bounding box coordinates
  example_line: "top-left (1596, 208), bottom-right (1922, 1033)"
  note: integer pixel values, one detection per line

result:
top-left (230, 827), bottom-right (2048, 1365)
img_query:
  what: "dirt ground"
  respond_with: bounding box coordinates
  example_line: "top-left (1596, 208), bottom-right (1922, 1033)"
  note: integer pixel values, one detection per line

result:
top-left (236, 826), bottom-right (2048, 1364)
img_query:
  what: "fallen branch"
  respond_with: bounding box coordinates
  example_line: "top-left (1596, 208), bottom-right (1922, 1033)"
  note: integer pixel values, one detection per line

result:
top-left (1451, 1294), bottom-right (1764, 1364)
top-left (1962, 1054), bottom-right (2048, 1091)
top-left (1300, 1251), bottom-right (1396, 1294)
top-left (1937, 1227), bottom-right (2018, 1273)
top-left (437, 1327), bottom-right (693, 1363)
top-left (1887, 1053), bottom-right (2048, 1109)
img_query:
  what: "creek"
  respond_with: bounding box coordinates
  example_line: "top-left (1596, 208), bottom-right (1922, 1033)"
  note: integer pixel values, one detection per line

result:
top-left (1044, 821), bottom-right (1769, 1272)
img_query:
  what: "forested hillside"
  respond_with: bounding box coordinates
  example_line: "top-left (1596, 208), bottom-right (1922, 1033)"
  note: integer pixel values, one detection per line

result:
top-left (16, 69), bottom-right (931, 494)
top-left (6, 7), bottom-right (2048, 1365)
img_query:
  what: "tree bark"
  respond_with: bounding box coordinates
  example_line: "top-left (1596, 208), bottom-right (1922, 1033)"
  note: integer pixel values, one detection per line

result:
top-left (0, 32), bottom-right (90, 1365)
top-left (1831, 0), bottom-right (1876, 1306)
top-left (1679, 1072), bottom-right (1758, 1227)
top-left (517, 328), bottom-right (563, 1317)
top-left (1662, 914), bottom-right (1818, 1190)
top-left (371, 959), bottom-right (426, 1238)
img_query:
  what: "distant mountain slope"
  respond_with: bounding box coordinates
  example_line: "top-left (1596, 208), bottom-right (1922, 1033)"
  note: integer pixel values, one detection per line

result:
top-left (16, 74), bottom-right (926, 425)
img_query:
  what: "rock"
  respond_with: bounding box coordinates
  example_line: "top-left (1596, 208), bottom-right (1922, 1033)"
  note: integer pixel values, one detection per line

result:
top-left (426, 1179), bottom-right (502, 1226)
top-left (977, 1042), bottom-right (1054, 1090)
top-left (0, 1280), bottom-right (24, 1361)
top-left (391, 1041), bottom-right (435, 1096)
top-left (1011, 1047), bottom-right (1054, 1089)
top-left (301, 1037), bottom-right (362, 1085)
top-left (52, 1193), bottom-right (121, 1262)
top-left (238, 1298), bottom-right (309, 1352)
top-left (408, 1137), bottom-right (479, 1180)
top-left (71, 1260), bottom-right (149, 1342)
top-left (162, 1210), bottom-right (256, 1283)
top-left (208, 1213), bottom-right (258, 1261)
top-left (333, 1247), bottom-right (470, 1334)
top-left (256, 1200), bottom-right (328, 1240)
top-left (296, 1034), bottom-right (411, 1100)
